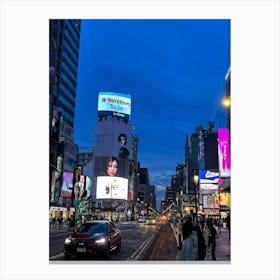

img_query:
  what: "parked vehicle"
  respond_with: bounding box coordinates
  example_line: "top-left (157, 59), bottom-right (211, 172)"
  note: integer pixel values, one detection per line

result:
top-left (64, 220), bottom-right (121, 259)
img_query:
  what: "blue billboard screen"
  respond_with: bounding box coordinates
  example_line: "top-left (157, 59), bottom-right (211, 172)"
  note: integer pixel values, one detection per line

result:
top-left (98, 92), bottom-right (131, 116)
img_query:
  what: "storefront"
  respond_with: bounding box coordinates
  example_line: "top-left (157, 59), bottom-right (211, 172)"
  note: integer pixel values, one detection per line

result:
top-left (49, 206), bottom-right (75, 220)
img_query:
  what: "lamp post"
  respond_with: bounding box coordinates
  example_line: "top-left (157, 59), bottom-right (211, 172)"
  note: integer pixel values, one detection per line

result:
top-left (222, 95), bottom-right (231, 132)
top-left (193, 172), bottom-right (199, 220)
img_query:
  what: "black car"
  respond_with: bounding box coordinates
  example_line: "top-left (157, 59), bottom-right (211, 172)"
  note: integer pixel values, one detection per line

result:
top-left (64, 220), bottom-right (121, 259)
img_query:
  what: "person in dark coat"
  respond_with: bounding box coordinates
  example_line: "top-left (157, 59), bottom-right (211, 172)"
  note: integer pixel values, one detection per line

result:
top-left (192, 217), bottom-right (206, 260)
top-left (180, 219), bottom-right (198, 260)
top-left (206, 219), bottom-right (217, 260)
top-left (182, 215), bottom-right (206, 260)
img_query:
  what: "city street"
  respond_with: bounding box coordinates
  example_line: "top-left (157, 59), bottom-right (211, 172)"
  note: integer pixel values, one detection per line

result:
top-left (49, 221), bottom-right (230, 262)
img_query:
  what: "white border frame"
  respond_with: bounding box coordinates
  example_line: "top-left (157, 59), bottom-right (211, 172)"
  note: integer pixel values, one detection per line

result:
top-left (1, 0), bottom-right (279, 279)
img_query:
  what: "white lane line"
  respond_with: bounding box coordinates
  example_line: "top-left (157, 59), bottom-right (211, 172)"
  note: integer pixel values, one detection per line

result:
top-left (50, 252), bottom-right (64, 260)
top-left (126, 234), bottom-right (154, 261)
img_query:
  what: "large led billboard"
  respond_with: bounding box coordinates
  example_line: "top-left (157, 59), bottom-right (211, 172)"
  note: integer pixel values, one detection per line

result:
top-left (98, 92), bottom-right (131, 116)
top-left (199, 170), bottom-right (219, 184)
top-left (96, 176), bottom-right (128, 200)
top-left (202, 194), bottom-right (219, 209)
top-left (94, 156), bottom-right (129, 178)
top-left (94, 156), bottom-right (129, 201)
top-left (61, 172), bottom-right (92, 198)
top-left (61, 172), bottom-right (73, 198)
top-left (218, 128), bottom-right (231, 177)
top-left (94, 121), bottom-right (133, 160)
top-left (199, 183), bottom-right (219, 190)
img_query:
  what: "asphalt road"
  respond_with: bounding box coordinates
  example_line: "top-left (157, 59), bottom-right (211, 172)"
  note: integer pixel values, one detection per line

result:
top-left (49, 221), bottom-right (162, 261)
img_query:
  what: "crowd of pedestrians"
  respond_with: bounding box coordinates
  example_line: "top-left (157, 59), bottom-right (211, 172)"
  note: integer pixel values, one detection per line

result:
top-left (49, 215), bottom-right (76, 229)
top-left (179, 215), bottom-right (230, 261)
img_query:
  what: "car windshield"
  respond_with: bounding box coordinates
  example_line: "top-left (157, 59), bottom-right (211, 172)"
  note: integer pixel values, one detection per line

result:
top-left (77, 222), bottom-right (107, 233)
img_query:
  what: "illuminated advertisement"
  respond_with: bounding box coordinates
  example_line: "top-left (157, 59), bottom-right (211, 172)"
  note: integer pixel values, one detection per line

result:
top-left (94, 156), bottom-right (129, 201)
top-left (61, 172), bottom-right (92, 199)
top-left (94, 117), bottom-right (133, 159)
top-left (96, 176), bottom-right (128, 200)
top-left (61, 172), bottom-right (73, 198)
top-left (98, 92), bottom-right (131, 116)
top-left (218, 128), bottom-right (231, 177)
top-left (199, 183), bottom-right (219, 190)
top-left (203, 195), bottom-right (219, 209)
top-left (199, 170), bottom-right (219, 184)
top-left (74, 175), bottom-right (92, 200)
top-left (94, 156), bottom-right (129, 179)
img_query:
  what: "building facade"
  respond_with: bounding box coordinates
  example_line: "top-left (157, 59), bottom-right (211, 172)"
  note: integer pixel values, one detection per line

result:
top-left (49, 19), bottom-right (81, 207)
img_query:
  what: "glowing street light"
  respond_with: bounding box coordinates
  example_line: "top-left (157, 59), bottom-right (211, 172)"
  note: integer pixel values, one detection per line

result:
top-left (193, 171), bottom-right (199, 220)
top-left (223, 96), bottom-right (231, 108)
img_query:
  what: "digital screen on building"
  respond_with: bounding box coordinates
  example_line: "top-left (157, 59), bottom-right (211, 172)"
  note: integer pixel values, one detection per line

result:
top-left (98, 92), bottom-right (131, 116)
top-left (199, 183), bottom-right (219, 190)
top-left (199, 170), bottom-right (220, 184)
top-left (202, 195), bottom-right (219, 209)
top-left (96, 176), bottom-right (128, 200)
top-left (61, 172), bottom-right (73, 198)
top-left (94, 156), bottom-right (129, 178)
top-left (61, 172), bottom-right (92, 198)
top-left (218, 128), bottom-right (231, 177)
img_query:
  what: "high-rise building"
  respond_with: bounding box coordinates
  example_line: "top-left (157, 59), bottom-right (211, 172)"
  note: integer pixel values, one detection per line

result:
top-left (83, 91), bottom-right (137, 220)
top-left (50, 19), bottom-right (81, 128)
top-left (49, 19), bottom-right (81, 205)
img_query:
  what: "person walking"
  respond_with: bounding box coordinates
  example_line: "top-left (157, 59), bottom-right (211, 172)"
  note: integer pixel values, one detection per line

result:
top-left (192, 217), bottom-right (206, 260)
top-left (180, 219), bottom-right (198, 260)
top-left (205, 219), bottom-right (217, 260)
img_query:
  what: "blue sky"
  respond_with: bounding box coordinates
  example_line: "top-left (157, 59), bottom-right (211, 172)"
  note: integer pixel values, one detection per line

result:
top-left (74, 19), bottom-right (230, 209)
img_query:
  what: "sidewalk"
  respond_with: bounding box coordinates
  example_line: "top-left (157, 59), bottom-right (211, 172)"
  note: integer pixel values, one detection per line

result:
top-left (215, 227), bottom-right (231, 261)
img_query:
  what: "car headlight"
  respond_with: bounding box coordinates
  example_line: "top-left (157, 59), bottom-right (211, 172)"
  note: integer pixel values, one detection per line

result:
top-left (64, 237), bottom-right (73, 245)
top-left (95, 237), bottom-right (106, 244)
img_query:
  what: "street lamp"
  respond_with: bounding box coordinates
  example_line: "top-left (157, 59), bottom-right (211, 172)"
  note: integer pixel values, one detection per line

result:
top-left (222, 96), bottom-right (231, 131)
top-left (193, 172), bottom-right (199, 220)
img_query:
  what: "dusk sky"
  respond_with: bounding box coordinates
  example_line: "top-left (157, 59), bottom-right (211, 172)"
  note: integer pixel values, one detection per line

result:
top-left (74, 19), bottom-right (230, 208)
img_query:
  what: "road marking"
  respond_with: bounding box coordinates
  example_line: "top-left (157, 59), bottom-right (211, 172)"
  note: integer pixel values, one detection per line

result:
top-left (50, 252), bottom-right (64, 260)
top-left (126, 234), bottom-right (154, 261)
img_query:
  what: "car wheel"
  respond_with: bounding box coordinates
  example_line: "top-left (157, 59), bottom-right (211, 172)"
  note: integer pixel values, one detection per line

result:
top-left (64, 254), bottom-right (71, 260)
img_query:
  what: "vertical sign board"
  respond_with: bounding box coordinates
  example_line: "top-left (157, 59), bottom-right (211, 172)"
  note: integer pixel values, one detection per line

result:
top-left (218, 128), bottom-right (231, 177)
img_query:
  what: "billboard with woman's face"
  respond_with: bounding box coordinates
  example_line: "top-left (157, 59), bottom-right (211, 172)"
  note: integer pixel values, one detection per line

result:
top-left (94, 156), bottom-right (129, 201)
top-left (94, 157), bottom-right (129, 178)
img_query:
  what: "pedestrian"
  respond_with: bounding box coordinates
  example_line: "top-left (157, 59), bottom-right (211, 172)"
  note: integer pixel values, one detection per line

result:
top-left (200, 218), bottom-right (205, 232)
top-left (192, 217), bottom-right (206, 260)
top-left (180, 219), bottom-right (198, 260)
top-left (203, 219), bottom-right (211, 247)
top-left (226, 214), bottom-right (231, 240)
top-left (205, 219), bottom-right (217, 260)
